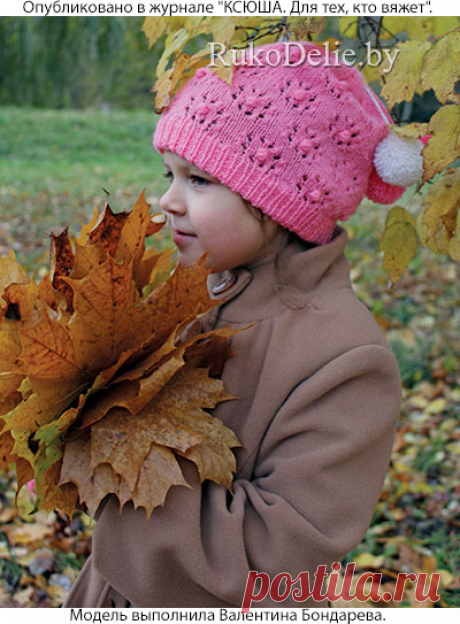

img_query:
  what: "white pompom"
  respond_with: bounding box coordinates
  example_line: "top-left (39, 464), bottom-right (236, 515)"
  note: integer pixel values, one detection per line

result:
top-left (374, 130), bottom-right (424, 187)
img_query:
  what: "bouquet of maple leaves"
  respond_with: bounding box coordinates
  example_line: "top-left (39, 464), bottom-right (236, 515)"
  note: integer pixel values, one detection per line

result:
top-left (0, 192), bottom-right (240, 519)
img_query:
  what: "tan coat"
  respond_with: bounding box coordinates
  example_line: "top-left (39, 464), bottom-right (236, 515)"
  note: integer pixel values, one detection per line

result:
top-left (64, 227), bottom-right (401, 609)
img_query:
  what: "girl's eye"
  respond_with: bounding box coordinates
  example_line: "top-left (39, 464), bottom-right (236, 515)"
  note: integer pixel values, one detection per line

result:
top-left (163, 171), bottom-right (173, 183)
top-left (190, 175), bottom-right (209, 186)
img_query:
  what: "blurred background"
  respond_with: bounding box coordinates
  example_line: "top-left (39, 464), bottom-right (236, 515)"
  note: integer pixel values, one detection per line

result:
top-left (0, 15), bottom-right (459, 608)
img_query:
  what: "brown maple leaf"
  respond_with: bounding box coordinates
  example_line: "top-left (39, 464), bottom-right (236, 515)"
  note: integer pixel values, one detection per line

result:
top-left (0, 191), bottom-right (241, 519)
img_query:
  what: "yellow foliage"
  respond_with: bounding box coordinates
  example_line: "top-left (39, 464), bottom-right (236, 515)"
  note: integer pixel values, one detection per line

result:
top-left (380, 207), bottom-right (417, 284)
top-left (211, 50), bottom-right (234, 86)
top-left (141, 18), bottom-right (168, 50)
top-left (288, 17), bottom-right (326, 40)
top-left (338, 17), bottom-right (357, 38)
top-left (421, 31), bottom-right (460, 105)
top-left (405, 16), bottom-right (459, 38)
top-left (423, 105), bottom-right (460, 184)
top-left (448, 211), bottom-right (460, 261)
top-left (421, 168), bottom-right (460, 260)
top-left (392, 123), bottom-right (428, 140)
top-left (156, 28), bottom-right (190, 77)
top-left (380, 40), bottom-right (431, 108)
top-left (211, 17), bottom-right (238, 45)
top-left (146, 16), bottom-right (328, 112)
top-left (383, 16), bottom-right (459, 39)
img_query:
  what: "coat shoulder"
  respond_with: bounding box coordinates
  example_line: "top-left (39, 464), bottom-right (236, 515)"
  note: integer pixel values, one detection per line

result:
top-left (269, 283), bottom-right (396, 373)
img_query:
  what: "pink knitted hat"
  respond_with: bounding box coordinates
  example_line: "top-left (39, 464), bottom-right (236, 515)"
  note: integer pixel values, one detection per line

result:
top-left (154, 41), bottom-right (423, 244)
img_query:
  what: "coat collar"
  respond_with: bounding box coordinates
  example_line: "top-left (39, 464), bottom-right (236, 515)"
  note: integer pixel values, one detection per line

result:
top-left (205, 226), bottom-right (352, 324)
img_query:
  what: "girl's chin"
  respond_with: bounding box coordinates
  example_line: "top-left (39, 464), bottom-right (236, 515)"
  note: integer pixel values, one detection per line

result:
top-left (177, 250), bottom-right (222, 272)
top-left (177, 250), bottom-right (204, 267)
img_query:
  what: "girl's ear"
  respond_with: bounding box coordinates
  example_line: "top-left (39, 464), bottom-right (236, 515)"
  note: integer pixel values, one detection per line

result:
top-left (244, 200), bottom-right (264, 221)
top-left (243, 200), bottom-right (284, 248)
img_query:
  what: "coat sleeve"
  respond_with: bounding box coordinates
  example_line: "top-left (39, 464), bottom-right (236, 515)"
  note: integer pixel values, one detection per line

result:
top-left (90, 343), bottom-right (401, 608)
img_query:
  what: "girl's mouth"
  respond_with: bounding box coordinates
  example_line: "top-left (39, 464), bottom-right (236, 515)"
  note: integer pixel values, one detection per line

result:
top-left (172, 230), bottom-right (197, 245)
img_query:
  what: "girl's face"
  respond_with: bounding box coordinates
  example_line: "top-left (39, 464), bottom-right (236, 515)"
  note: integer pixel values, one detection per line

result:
top-left (160, 151), bottom-right (283, 272)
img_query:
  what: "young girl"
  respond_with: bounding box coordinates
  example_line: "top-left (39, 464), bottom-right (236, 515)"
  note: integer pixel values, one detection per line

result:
top-left (65, 41), bottom-right (421, 609)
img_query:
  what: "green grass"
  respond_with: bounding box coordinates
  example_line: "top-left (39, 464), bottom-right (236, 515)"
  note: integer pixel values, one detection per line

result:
top-left (0, 106), bottom-right (170, 273)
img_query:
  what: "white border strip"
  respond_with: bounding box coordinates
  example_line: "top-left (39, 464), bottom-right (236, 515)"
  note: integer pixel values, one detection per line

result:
top-left (0, 1), bottom-right (459, 17)
top-left (0, 608), bottom-right (460, 622)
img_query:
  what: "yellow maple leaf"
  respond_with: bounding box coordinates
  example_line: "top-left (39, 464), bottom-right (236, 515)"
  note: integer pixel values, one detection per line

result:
top-left (174, 49), bottom-right (211, 95)
top-left (380, 40), bottom-right (431, 108)
top-left (421, 31), bottom-right (460, 105)
top-left (392, 123), bottom-right (429, 140)
top-left (153, 55), bottom-right (190, 113)
top-left (141, 18), bottom-right (169, 50)
top-left (421, 168), bottom-right (460, 252)
top-left (338, 17), bottom-right (357, 38)
top-left (380, 206), bottom-right (418, 284)
top-left (156, 28), bottom-right (190, 78)
top-left (210, 49), bottom-right (234, 86)
top-left (403, 16), bottom-right (459, 39)
top-left (423, 105), bottom-right (460, 184)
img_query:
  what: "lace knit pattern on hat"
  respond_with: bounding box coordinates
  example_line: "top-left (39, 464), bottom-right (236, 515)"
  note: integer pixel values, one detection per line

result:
top-left (154, 42), bottom-right (393, 245)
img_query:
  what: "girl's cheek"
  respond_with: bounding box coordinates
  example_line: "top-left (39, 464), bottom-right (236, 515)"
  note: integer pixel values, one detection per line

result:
top-left (196, 218), bottom-right (222, 241)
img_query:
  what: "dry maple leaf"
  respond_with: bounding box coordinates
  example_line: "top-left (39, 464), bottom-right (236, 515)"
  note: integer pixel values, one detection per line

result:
top-left (0, 191), bottom-right (241, 519)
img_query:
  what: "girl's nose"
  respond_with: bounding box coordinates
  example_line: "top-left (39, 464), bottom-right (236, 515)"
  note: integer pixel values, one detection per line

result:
top-left (159, 182), bottom-right (186, 215)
